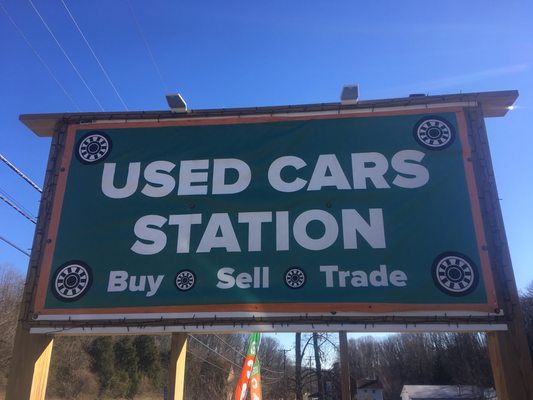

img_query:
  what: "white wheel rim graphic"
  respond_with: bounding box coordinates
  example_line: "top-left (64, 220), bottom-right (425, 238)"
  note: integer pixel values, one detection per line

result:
top-left (53, 263), bottom-right (91, 300)
top-left (285, 268), bottom-right (306, 289)
top-left (434, 254), bottom-right (476, 295)
top-left (78, 133), bottom-right (111, 163)
top-left (415, 118), bottom-right (454, 149)
top-left (175, 270), bottom-right (195, 291)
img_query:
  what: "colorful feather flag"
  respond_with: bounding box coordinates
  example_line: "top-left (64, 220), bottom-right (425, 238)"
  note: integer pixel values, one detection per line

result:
top-left (250, 358), bottom-right (262, 400)
top-left (234, 332), bottom-right (261, 400)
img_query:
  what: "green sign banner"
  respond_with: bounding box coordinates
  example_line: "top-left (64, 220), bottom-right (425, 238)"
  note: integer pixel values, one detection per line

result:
top-left (34, 110), bottom-right (497, 317)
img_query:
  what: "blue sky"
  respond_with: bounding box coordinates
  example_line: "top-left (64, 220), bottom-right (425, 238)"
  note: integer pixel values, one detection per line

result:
top-left (1, 0), bottom-right (532, 310)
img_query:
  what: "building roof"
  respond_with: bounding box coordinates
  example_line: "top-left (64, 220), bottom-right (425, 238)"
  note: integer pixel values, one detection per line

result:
top-left (401, 385), bottom-right (496, 399)
top-left (357, 378), bottom-right (383, 390)
top-left (19, 90), bottom-right (518, 137)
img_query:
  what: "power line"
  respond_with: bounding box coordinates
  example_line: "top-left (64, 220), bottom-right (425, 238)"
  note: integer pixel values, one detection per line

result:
top-left (127, 0), bottom-right (168, 93)
top-left (214, 334), bottom-right (246, 359)
top-left (212, 334), bottom-right (285, 375)
top-left (28, 0), bottom-right (104, 111)
top-left (0, 153), bottom-right (42, 193)
top-left (186, 348), bottom-right (228, 373)
top-left (261, 365), bottom-right (285, 375)
top-left (0, 3), bottom-right (80, 111)
top-left (0, 188), bottom-right (36, 221)
top-left (186, 348), bottom-right (279, 387)
top-left (60, 0), bottom-right (129, 111)
top-left (188, 334), bottom-right (242, 369)
top-left (0, 193), bottom-right (37, 224)
top-left (189, 335), bottom-right (283, 374)
top-left (202, 334), bottom-right (285, 376)
top-left (0, 234), bottom-right (30, 257)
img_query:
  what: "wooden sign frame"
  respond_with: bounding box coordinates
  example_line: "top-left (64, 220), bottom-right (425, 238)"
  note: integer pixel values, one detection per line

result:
top-left (6, 90), bottom-right (532, 400)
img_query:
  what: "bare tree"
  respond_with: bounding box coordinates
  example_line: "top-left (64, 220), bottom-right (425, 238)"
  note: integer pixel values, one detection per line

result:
top-left (0, 265), bottom-right (23, 389)
top-left (258, 336), bottom-right (288, 399)
top-left (346, 332), bottom-right (494, 400)
top-left (312, 333), bottom-right (325, 398)
top-left (184, 334), bottom-right (246, 400)
top-left (520, 281), bottom-right (533, 363)
top-left (295, 332), bottom-right (304, 400)
top-left (294, 333), bottom-right (338, 399)
top-left (49, 336), bottom-right (98, 399)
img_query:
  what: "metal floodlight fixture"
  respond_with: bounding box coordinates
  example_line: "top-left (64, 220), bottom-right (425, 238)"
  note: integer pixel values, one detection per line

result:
top-left (340, 84), bottom-right (359, 105)
top-left (165, 93), bottom-right (188, 113)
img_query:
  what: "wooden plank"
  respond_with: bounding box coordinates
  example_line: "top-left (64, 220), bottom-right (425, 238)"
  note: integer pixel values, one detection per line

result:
top-left (5, 327), bottom-right (54, 400)
top-left (168, 332), bottom-right (188, 400)
top-left (339, 331), bottom-right (352, 400)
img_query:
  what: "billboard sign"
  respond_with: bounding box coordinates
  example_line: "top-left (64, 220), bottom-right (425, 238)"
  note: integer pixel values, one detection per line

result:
top-left (32, 109), bottom-right (497, 319)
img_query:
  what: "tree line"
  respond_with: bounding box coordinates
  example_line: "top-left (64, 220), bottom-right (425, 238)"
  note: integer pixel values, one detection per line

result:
top-left (1, 264), bottom-right (532, 399)
top-left (340, 332), bottom-right (493, 399)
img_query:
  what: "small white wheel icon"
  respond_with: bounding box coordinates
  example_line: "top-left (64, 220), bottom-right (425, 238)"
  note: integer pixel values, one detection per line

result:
top-left (414, 117), bottom-right (455, 149)
top-left (52, 261), bottom-right (92, 301)
top-left (175, 270), bottom-right (195, 291)
top-left (284, 267), bottom-right (306, 289)
top-left (432, 253), bottom-right (478, 296)
top-left (77, 132), bottom-right (111, 163)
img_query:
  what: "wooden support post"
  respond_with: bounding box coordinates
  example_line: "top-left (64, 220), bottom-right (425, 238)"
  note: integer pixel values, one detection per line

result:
top-left (486, 289), bottom-right (533, 400)
top-left (339, 331), bottom-right (352, 400)
top-left (168, 332), bottom-right (188, 400)
top-left (5, 326), bottom-right (54, 400)
top-left (485, 266), bottom-right (533, 400)
top-left (488, 325), bottom-right (533, 400)
top-left (464, 107), bottom-right (533, 400)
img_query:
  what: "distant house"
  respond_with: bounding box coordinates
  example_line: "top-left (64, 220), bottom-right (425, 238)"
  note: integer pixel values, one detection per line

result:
top-left (356, 378), bottom-right (384, 400)
top-left (400, 385), bottom-right (497, 400)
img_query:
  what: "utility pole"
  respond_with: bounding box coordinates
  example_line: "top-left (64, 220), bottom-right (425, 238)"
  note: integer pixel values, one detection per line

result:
top-left (339, 332), bottom-right (352, 400)
top-left (280, 348), bottom-right (290, 372)
top-left (279, 349), bottom-right (290, 400)
top-left (307, 356), bottom-right (315, 394)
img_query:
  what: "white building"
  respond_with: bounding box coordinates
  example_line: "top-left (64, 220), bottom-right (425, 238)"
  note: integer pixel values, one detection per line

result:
top-left (400, 385), bottom-right (497, 400)
top-left (356, 378), bottom-right (384, 400)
